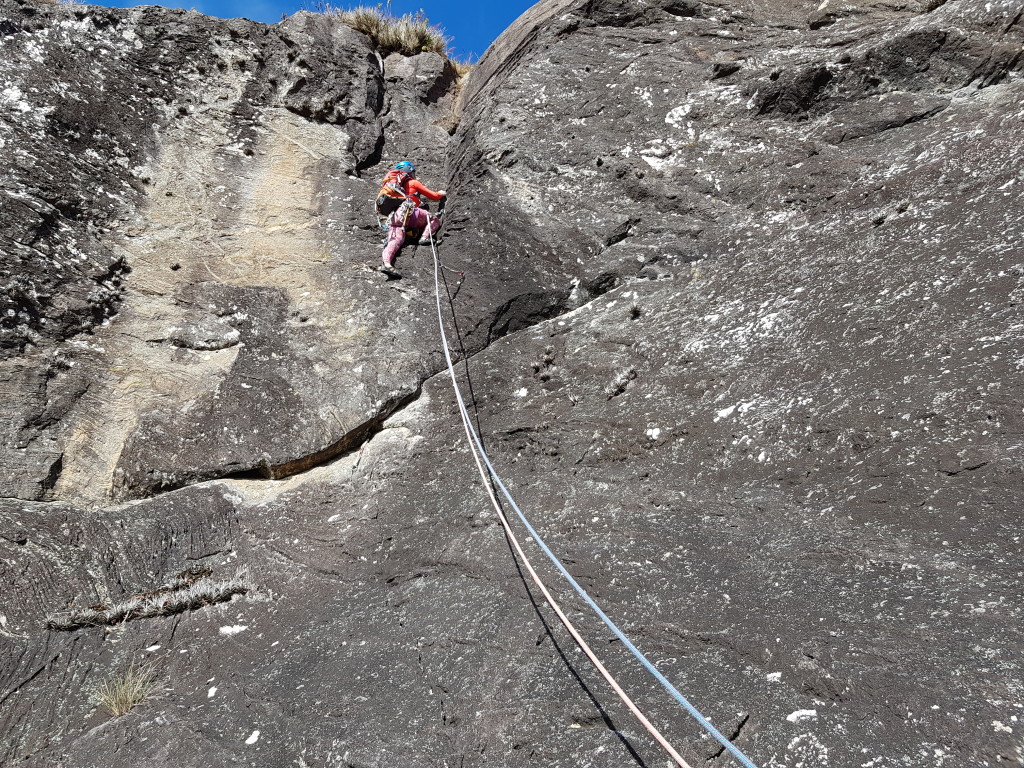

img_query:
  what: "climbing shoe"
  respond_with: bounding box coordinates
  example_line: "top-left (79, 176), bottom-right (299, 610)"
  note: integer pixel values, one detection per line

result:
top-left (379, 264), bottom-right (401, 279)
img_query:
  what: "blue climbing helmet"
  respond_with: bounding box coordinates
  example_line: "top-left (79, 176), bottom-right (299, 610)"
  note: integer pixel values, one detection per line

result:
top-left (395, 160), bottom-right (415, 174)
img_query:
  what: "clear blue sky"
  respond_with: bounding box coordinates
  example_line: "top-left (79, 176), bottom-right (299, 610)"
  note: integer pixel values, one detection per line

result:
top-left (84, 0), bottom-right (536, 61)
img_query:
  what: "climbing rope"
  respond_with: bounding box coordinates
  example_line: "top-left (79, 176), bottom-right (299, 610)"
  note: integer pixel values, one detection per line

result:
top-left (427, 230), bottom-right (761, 768)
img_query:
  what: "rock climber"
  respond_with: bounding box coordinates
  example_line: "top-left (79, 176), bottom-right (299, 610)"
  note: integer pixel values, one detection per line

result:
top-left (376, 160), bottom-right (446, 278)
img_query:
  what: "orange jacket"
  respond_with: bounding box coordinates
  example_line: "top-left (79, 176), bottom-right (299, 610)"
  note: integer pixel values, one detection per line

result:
top-left (378, 170), bottom-right (444, 207)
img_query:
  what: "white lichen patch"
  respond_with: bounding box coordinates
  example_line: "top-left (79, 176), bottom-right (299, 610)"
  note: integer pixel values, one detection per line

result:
top-left (665, 104), bottom-right (692, 128)
top-left (1, 86), bottom-right (32, 113)
top-left (787, 709), bottom-right (819, 723)
top-left (715, 401), bottom-right (756, 422)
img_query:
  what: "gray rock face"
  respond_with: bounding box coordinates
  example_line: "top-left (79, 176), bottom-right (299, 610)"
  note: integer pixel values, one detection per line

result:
top-left (1, 0), bottom-right (1022, 767)
top-left (0, 0), bottom-right (569, 505)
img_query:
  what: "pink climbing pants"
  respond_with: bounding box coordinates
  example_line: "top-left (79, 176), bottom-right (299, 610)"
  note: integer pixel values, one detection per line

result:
top-left (381, 206), bottom-right (441, 267)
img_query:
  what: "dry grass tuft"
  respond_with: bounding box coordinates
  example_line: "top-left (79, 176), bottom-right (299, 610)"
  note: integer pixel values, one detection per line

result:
top-left (94, 661), bottom-right (160, 717)
top-left (451, 59), bottom-right (473, 81)
top-left (309, 2), bottom-right (450, 57)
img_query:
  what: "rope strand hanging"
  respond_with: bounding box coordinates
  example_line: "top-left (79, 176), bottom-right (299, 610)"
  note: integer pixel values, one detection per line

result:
top-left (427, 229), bottom-right (760, 768)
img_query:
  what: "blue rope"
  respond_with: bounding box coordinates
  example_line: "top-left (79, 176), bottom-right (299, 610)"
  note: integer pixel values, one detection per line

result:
top-left (429, 234), bottom-right (760, 768)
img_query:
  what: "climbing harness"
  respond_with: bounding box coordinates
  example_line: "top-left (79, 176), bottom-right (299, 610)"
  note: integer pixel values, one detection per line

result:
top-left (377, 196), bottom-right (411, 235)
top-left (376, 198), bottom-right (416, 247)
top-left (377, 195), bottom-right (458, 275)
top-left (427, 229), bottom-right (760, 768)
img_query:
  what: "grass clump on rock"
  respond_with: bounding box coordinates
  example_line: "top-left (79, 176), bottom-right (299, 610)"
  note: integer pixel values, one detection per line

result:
top-left (310, 1), bottom-right (450, 57)
top-left (93, 661), bottom-right (160, 717)
top-left (451, 59), bottom-right (473, 80)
